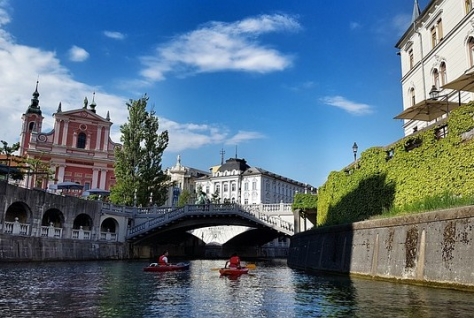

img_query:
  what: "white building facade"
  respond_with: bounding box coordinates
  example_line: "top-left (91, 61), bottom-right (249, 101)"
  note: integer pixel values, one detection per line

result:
top-left (195, 157), bottom-right (316, 205)
top-left (395, 0), bottom-right (474, 136)
top-left (164, 156), bottom-right (316, 250)
top-left (163, 155), bottom-right (210, 207)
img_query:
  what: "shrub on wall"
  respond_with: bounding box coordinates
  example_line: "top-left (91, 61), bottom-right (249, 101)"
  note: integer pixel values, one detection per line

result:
top-left (292, 193), bottom-right (318, 211)
top-left (316, 104), bottom-right (474, 227)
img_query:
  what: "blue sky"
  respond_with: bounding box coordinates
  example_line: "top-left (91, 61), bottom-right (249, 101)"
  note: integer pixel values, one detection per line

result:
top-left (0, 0), bottom-right (426, 188)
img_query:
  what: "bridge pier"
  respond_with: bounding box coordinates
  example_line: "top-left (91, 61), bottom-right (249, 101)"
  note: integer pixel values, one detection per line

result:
top-left (293, 208), bottom-right (316, 233)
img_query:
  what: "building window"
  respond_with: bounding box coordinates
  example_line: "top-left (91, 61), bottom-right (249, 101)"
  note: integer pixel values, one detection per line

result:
top-left (410, 88), bottom-right (416, 106)
top-left (431, 26), bottom-right (437, 48)
top-left (466, 0), bottom-right (472, 14)
top-left (409, 49), bottom-right (414, 69)
top-left (223, 183), bottom-right (228, 192)
top-left (252, 181), bottom-right (257, 190)
top-left (28, 122), bottom-right (35, 131)
top-left (244, 182), bottom-right (248, 191)
top-left (440, 62), bottom-right (447, 86)
top-left (205, 185), bottom-right (210, 194)
top-left (433, 68), bottom-right (440, 89)
top-left (231, 183), bottom-right (236, 192)
top-left (437, 19), bottom-right (443, 42)
top-left (468, 37), bottom-right (474, 67)
top-left (77, 132), bottom-right (86, 149)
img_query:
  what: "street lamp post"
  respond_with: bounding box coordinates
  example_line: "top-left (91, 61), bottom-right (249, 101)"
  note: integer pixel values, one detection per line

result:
top-left (429, 85), bottom-right (440, 100)
top-left (133, 188), bottom-right (137, 207)
top-left (352, 142), bottom-right (358, 162)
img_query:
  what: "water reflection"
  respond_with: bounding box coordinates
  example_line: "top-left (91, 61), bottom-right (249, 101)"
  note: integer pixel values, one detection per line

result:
top-left (0, 259), bottom-right (473, 317)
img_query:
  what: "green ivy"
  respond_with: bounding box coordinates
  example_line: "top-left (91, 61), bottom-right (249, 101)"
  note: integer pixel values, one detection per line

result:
top-left (292, 193), bottom-right (318, 210)
top-left (315, 104), bottom-right (474, 227)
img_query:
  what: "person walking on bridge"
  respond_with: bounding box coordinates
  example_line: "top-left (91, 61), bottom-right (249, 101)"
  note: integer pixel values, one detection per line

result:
top-left (158, 250), bottom-right (170, 266)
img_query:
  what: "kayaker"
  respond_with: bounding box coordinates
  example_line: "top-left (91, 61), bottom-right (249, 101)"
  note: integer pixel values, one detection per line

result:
top-left (158, 250), bottom-right (170, 266)
top-left (225, 253), bottom-right (241, 269)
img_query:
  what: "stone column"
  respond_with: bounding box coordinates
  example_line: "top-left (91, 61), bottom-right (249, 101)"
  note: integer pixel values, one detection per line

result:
top-left (102, 127), bottom-right (109, 151)
top-left (61, 121), bottom-right (69, 146)
top-left (99, 169), bottom-right (107, 189)
top-left (53, 119), bottom-right (60, 145)
top-left (57, 165), bottom-right (66, 183)
top-left (293, 209), bottom-right (301, 233)
top-left (96, 126), bottom-right (102, 150)
top-left (92, 168), bottom-right (99, 188)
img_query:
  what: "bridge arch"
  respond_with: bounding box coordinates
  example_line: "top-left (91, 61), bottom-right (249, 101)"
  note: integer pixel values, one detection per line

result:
top-left (5, 201), bottom-right (31, 223)
top-left (73, 213), bottom-right (93, 231)
top-left (42, 208), bottom-right (65, 228)
top-left (101, 217), bottom-right (118, 233)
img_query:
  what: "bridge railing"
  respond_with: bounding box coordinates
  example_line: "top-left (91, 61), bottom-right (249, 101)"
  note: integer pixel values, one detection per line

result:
top-left (40, 224), bottom-right (63, 238)
top-left (3, 219), bottom-right (30, 236)
top-left (127, 203), bottom-right (294, 237)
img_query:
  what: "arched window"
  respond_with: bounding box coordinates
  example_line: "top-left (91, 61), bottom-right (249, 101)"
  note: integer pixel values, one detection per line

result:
top-left (77, 132), bottom-right (86, 149)
top-left (28, 122), bottom-right (35, 131)
top-left (410, 88), bottom-right (416, 106)
top-left (440, 62), bottom-right (447, 86)
top-left (468, 37), bottom-right (474, 67)
top-left (433, 68), bottom-right (440, 89)
top-left (466, 0), bottom-right (472, 14)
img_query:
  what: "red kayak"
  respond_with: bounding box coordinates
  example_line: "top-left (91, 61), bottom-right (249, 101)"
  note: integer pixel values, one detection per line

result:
top-left (144, 262), bottom-right (190, 272)
top-left (219, 267), bottom-right (249, 276)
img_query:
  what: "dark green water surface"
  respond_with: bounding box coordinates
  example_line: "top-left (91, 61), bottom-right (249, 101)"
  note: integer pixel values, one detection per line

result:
top-left (0, 259), bottom-right (472, 317)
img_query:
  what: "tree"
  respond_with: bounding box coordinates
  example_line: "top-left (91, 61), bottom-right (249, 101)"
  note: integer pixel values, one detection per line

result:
top-left (177, 189), bottom-right (192, 207)
top-left (21, 155), bottom-right (55, 188)
top-left (110, 95), bottom-right (170, 206)
top-left (0, 140), bottom-right (19, 157)
top-left (0, 140), bottom-right (23, 181)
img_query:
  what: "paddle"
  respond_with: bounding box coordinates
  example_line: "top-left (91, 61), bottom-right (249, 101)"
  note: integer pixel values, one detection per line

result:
top-left (211, 263), bottom-right (256, 271)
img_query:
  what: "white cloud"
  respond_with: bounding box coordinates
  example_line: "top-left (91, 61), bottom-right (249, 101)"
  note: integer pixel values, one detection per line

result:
top-left (321, 96), bottom-right (373, 115)
top-left (140, 13), bottom-right (300, 82)
top-left (225, 131), bottom-right (266, 145)
top-left (0, 0), bottom-right (10, 27)
top-left (160, 120), bottom-right (264, 152)
top-left (350, 22), bottom-right (361, 30)
top-left (103, 31), bottom-right (126, 40)
top-left (68, 45), bottom-right (89, 62)
top-left (0, 3), bottom-right (264, 157)
top-left (373, 13), bottom-right (411, 39)
top-left (392, 13), bottom-right (411, 36)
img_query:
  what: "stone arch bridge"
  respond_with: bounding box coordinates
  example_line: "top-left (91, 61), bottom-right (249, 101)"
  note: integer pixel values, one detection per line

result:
top-left (119, 203), bottom-right (295, 246)
top-left (0, 182), bottom-right (313, 260)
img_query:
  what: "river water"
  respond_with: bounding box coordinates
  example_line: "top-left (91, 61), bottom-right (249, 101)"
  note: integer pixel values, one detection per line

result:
top-left (1, 259), bottom-right (473, 318)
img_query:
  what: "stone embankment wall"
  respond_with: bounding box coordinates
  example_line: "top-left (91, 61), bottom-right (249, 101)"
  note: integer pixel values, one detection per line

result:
top-left (0, 181), bottom-right (131, 262)
top-left (0, 235), bottom-right (129, 261)
top-left (288, 205), bottom-right (474, 290)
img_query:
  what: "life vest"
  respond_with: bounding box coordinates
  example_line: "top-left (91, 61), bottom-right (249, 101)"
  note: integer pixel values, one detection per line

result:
top-left (158, 255), bottom-right (168, 265)
top-left (229, 255), bottom-right (240, 268)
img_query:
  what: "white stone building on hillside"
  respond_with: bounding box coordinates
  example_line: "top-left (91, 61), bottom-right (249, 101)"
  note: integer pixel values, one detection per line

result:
top-left (164, 155), bottom-right (316, 249)
top-left (395, 0), bottom-right (474, 136)
top-left (163, 155), bottom-right (210, 207)
top-left (195, 157), bottom-right (316, 205)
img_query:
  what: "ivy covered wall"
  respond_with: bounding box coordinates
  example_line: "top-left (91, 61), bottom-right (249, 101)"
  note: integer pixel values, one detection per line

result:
top-left (316, 104), bottom-right (474, 227)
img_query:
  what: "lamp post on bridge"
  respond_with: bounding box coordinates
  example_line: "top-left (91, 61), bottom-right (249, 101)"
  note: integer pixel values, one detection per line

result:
top-left (133, 188), bottom-right (137, 207)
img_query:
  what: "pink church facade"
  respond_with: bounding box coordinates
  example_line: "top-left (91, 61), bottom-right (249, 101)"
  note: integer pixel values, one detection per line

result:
top-left (19, 84), bottom-right (120, 194)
